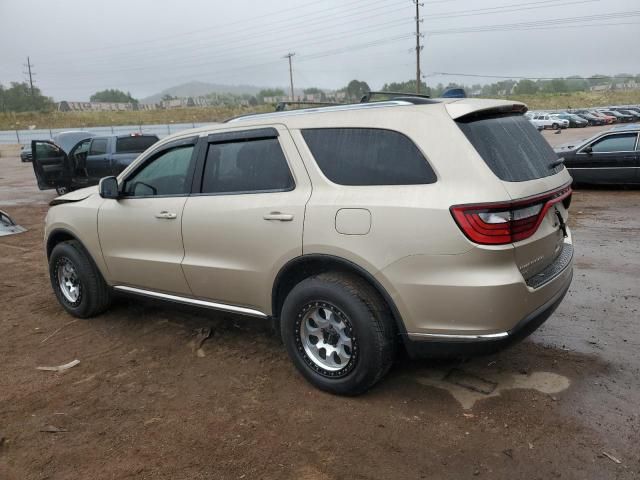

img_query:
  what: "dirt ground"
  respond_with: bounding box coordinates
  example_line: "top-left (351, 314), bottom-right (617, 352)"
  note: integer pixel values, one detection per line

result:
top-left (1, 134), bottom-right (639, 479)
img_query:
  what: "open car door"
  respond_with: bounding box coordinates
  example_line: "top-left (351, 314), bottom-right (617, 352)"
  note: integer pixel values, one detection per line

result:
top-left (31, 140), bottom-right (72, 191)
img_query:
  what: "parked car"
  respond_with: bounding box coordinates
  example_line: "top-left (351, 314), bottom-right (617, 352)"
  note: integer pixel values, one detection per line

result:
top-left (598, 109), bottom-right (634, 123)
top-left (555, 126), bottom-right (639, 185)
top-left (32, 133), bottom-right (159, 195)
top-left (20, 145), bottom-right (32, 162)
top-left (612, 108), bottom-right (640, 122)
top-left (573, 111), bottom-right (605, 126)
top-left (529, 113), bottom-right (569, 130)
top-left (589, 110), bottom-right (617, 124)
top-left (42, 98), bottom-right (574, 395)
top-left (551, 113), bottom-right (588, 128)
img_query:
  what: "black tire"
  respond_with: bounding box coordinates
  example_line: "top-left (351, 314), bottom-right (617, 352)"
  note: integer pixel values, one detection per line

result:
top-left (49, 240), bottom-right (112, 318)
top-left (551, 123), bottom-right (559, 130)
top-left (280, 272), bottom-right (396, 396)
top-left (55, 186), bottom-right (70, 196)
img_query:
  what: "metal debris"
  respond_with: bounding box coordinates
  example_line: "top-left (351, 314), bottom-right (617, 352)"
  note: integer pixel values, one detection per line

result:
top-left (0, 210), bottom-right (27, 237)
top-left (36, 359), bottom-right (80, 372)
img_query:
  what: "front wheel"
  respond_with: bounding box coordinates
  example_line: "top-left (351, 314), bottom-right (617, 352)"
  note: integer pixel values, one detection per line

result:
top-left (55, 186), bottom-right (71, 196)
top-left (552, 122), bottom-right (559, 130)
top-left (280, 273), bottom-right (396, 396)
top-left (49, 240), bottom-right (112, 318)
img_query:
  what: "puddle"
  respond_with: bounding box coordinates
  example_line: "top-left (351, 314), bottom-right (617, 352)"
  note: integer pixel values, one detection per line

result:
top-left (413, 369), bottom-right (570, 410)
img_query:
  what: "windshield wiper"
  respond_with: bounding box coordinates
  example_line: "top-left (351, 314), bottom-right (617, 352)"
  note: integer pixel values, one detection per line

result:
top-left (549, 158), bottom-right (565, 170)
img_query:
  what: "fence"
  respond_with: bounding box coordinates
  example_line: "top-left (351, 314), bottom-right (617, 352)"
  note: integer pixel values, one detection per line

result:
top-left (0, 122), bottom-right (212, 145)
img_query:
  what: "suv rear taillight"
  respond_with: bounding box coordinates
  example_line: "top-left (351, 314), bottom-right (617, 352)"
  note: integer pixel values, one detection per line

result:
top-left (450, 185), bottom-right (572, 245)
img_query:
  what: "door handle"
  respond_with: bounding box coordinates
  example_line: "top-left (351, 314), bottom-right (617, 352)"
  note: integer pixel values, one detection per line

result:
top-left (155, 211), bottom-right (177, 219)
top-left (263, 212), bottom-right (294, 221)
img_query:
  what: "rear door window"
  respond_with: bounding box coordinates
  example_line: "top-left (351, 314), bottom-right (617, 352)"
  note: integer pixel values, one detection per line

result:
top-left (116, 136), bottom-right (158, 153)
top-left (301, 128), bottom-right (436, 186)
top-left (456, 114), bottom-right (561, 182)
top-left (201, 137), bottom-right (294, 194)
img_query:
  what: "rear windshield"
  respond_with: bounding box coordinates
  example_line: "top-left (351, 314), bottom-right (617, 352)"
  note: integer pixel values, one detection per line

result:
top-left (456, 114), bottom-right (560, 182)
top-left (116, 136), bottom-right (158, 154)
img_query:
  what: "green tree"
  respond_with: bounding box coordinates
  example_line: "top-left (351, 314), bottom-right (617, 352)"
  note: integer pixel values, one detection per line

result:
top-left (513, 79), bottom-right (539, 95)
top-left (0, 81), bottom-right (54, 112)
top-left (565, 76), bottom-right (588, 92)
top-left (543, 79), bottom-right (568, 93)
top-left (90, 89), bottom-right (138, 104)
top-left (341, 80), bottom-right (371, 100)
top-left (381, 80), bottom-right (429, 95)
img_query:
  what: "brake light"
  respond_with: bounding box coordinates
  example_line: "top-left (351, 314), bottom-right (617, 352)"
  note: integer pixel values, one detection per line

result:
top-left (450, 185), bottom-right (572, 245)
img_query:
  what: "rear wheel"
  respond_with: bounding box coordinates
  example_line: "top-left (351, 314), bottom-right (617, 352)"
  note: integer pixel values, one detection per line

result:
top-left (280, 273), bottom-right (395, 395)
top-left (49, 240), bottom-right (112, 318)
top-left (55, 186), bottom-right (70, 196)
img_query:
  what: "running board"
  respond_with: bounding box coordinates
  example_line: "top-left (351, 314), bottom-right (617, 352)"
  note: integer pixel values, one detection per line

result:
top-left (113, 285), bottom-right (268, 318)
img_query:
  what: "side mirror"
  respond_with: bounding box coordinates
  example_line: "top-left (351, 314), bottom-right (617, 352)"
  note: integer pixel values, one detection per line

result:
top-left (583, 146), bottom-right (593, 154)
top-left (99, 176), bottom-right (120, 199)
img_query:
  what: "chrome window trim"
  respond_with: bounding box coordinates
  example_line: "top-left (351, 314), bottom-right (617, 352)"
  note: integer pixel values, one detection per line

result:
top-left (113, 286), bottom-right (268, 318)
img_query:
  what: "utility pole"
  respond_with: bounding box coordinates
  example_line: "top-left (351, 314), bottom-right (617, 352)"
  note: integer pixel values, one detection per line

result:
top-left (25, 57), bottom-right (35, 98)
top-left (414, 1), bottom-right (424, 94)
top-left (284, 52), bottom-right (295, 101)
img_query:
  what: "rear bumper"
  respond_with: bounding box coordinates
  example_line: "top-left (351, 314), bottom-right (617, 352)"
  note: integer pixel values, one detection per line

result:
top-left (402, 267), bottom-right (572, 358)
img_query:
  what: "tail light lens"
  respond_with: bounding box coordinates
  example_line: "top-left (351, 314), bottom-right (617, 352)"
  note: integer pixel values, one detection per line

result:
top-left (451, 185), bottom-right (572, 245)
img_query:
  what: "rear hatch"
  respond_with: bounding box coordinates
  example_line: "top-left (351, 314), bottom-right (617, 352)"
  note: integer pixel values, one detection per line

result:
top-left (450, 104), bottom-right (573, 285)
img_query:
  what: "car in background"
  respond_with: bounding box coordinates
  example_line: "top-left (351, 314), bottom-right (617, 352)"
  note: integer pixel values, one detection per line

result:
top-left (598, 109), bottom-right (634, 123)
top-left (589, 111), bottom-right (617, 124)
top-left (612, 108), bottom-right (640, 122)
top-left (573, 111), bottom-right (605, 126)
top-left (555, 126), bottom-right (639, 185)
top-left (32, 132), bottom-right (159, 195)
top-left (20, 145), bottom-right (32, 162)
top-left (551, 113), bottom-right (588, 128)
top-left (529, 113), bottom-right (569, 130)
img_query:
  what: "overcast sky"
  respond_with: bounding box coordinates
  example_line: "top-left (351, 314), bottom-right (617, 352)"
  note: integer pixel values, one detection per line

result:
top-left (0, 0), bottom-right (638, 101)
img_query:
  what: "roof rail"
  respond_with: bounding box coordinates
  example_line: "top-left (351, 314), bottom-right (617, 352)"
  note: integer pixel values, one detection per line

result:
top-left (274, 101), bottom-right (343, 112)
top-left (360, 91), bottom-right (433, 103)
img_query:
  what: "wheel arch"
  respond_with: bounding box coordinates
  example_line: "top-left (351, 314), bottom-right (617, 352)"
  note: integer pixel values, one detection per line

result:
top-left (272, 254), bottom-right (407, 335)
top-left (47, 228), bottom-right (91, 260)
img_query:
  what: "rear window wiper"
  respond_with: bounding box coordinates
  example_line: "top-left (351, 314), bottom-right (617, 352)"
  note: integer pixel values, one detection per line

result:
top-left (549, 158), bottom-right (565, 170)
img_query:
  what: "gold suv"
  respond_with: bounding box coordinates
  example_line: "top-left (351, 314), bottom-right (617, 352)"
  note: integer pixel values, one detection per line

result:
top-left (44, 98), bottom-right (574, 395)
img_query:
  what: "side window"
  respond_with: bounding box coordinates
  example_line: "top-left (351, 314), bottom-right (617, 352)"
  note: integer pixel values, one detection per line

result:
top-left (123, 145), bottom-right (194, 197)
top-left (589, 133), bottom-right (638, 153)
top-left (201, 138), bottom-right (294, 194)
top-left (89, 139), bottom-right (108, 155)
top-left (301, 128), bottom-right (436, 186)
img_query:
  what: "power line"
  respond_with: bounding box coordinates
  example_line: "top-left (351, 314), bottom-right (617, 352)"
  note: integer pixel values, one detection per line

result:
top-left (426, 72), bottom-right (639, 80)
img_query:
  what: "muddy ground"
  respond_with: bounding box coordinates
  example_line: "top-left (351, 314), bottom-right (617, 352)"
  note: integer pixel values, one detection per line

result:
top-left (0, 135), bottom-right (639, 479)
